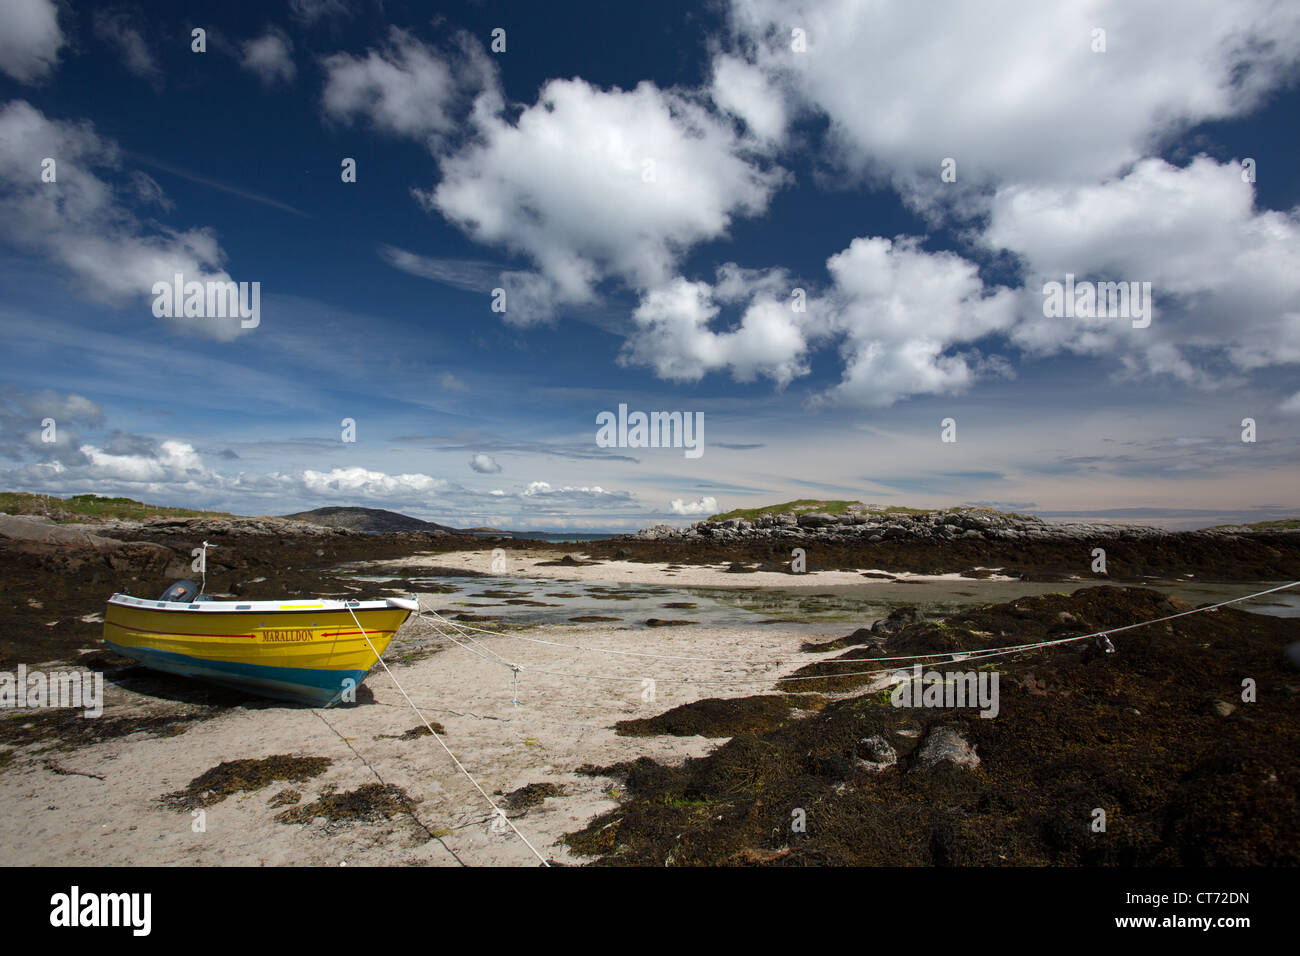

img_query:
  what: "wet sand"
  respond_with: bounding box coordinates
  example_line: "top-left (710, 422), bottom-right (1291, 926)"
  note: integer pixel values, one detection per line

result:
top-left (372, 547), bottom-right (1019, 589)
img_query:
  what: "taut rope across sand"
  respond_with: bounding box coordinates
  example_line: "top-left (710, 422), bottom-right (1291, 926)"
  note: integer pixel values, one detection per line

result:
top-left (344, 604), bottom-right (551, 867)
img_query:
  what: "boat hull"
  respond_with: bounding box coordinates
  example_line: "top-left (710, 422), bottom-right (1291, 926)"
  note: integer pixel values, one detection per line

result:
top-left (103, 597), bottom-right (411, 706)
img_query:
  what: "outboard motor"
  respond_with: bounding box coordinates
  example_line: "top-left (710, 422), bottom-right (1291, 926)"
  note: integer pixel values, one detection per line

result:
top-left (159, 579), bottom-right (201, 603)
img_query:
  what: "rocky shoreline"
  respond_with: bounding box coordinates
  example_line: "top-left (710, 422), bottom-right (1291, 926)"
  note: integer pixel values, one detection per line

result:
top-left (4, 505), bottom-right (1300, 674)
top-left (563, 585), bottom-right (1300, 865)
top-left (605, 506), bottom-right (1300, 582)
top-left (635, 505), bottom-right (1291, 544)
top-left (2, 507), bottom-right (1298, 867)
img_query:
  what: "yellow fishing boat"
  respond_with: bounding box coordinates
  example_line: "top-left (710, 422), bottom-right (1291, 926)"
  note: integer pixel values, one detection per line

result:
top-left (103, 580), bottom-right (418, 706)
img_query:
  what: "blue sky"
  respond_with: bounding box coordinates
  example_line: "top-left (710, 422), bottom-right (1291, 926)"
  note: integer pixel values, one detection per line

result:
top-left (1, 0), bottom-right (1298, 531)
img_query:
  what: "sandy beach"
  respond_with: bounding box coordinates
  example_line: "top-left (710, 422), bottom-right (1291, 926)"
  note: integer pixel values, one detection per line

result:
top-left (378, 546), bottom-right (1018, 589)
top-left (3, 530), bottom-right (1298, 868)
top-left (0, 591), bottom-right (858, 866)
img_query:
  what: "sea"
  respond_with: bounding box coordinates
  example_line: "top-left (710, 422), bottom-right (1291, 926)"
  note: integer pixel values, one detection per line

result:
top-left (467, 532), bottom-right (623, 543)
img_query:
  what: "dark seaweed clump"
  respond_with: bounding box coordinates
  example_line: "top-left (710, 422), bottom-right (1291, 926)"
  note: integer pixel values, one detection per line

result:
top-left (616, 695), bottom-right (825, 738)
top-left (2, 707), bottom-right (219, 764)
top-left (565, 586), bottom-right (1300, 866)
top-left (277, 782), bottom-right (416, 825)
top-left (504, 782), bottom-right (565, 811)
top-left (375, 722), bottom-right (446, 740)
top-left (161, 755), bottom-right (332, 810)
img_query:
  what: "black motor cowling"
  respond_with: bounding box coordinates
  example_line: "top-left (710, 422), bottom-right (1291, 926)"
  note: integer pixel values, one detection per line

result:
top-left (159, 579), bottom-right (200, 603)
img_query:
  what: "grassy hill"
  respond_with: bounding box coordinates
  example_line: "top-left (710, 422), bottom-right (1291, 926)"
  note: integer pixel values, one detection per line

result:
top-left (0, 492), bottom-right (232, 522)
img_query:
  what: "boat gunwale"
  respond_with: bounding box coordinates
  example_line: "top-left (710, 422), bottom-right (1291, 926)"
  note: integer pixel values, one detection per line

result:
top-left (106, 593), bottom-right (411, 615)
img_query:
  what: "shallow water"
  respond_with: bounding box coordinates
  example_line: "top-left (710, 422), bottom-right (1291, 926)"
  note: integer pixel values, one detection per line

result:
top-left (337, 570), bottom-right (1299, 632)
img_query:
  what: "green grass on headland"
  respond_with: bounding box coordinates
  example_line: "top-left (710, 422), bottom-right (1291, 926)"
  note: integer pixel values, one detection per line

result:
top-left (710, 499), bottom-right (1297, 530)
top-left (1208, 518), bottom-right (1300, 531)
top-left (0, 492), bottom-right (233, 522)
top-left (708, 499), bottom-right (860, 521)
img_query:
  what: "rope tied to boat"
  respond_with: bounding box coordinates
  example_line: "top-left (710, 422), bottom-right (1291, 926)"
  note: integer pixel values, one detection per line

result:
top-left (342, 604), bottom-right (550, 866)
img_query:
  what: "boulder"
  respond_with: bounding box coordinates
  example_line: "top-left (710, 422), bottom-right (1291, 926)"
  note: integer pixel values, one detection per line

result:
top-left (796, 512), bottom-right (838, 528)
top-left (0, 513), bottom-right (176, 573)
top-left (872, 606), bottom-right (921, 634)
top-left (856, 735), bottom-right (897, 770)
top-left (912, 725), bottom-right (980, 772)
top-left (1209, 700), bottom-right (1236, 718)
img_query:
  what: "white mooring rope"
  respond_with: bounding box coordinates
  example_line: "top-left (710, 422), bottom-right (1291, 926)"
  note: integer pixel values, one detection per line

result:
top-left (343, 604), bottom-right (550, 867)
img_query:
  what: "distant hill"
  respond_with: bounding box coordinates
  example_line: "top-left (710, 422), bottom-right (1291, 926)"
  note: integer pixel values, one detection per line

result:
top-left (281, 506), bottom-right (459, 534)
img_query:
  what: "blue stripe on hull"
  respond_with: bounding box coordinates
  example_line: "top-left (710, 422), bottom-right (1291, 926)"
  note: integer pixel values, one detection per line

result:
top-left (107, 642), bottom-right (367, 707)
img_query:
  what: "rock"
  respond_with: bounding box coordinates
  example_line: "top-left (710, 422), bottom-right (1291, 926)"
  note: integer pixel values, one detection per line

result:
top-left (856, 735), bottom-right (897, 769)
top-left (835, 627), bottom-right (882, 647)
top-left (1056, 611), bottom-right (1079, 626)
top-left (872, 606), bottom-right (921, 634)
top-left (1210, 700), bottom-right (1236, 718)
top-left (0, 513), bottom-right (176, 573)
top-left (796, 512), bottom-right (838, 528)
top-left (912, 725), bottom-right (980, 772)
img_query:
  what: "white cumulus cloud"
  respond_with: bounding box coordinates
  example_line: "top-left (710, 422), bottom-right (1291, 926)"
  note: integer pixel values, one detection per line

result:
top-left (0, 0), bottom-right (64, 83)
top-left (723, 0), bottom-right (1300, 207)
top-left (425, 75), bottom-right (787, 320)
top-left (984, 156), bottom-right (1300, 382)
top-left (620, 274), bottom-right (809, 386)
top-left (321, 28), bottom-right (495, 146)
top-left (242, 28), bottom-right (296, 86)
top-left (469, 453), bottom-right (501, 474)
top-left (670, 496), bottom-right (718, 516)
top-left (0, 101), bottom-right (244, 339)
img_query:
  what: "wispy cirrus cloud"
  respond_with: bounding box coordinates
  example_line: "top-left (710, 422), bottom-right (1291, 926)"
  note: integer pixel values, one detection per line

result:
top-left (93, 9), bottom-right (161, 83)
top-left (128, 152), bottom-right (309, 217)
top-left (394, 433), bottom-right (641, 464)
top-left (378, 244), bottom-right (502, 293)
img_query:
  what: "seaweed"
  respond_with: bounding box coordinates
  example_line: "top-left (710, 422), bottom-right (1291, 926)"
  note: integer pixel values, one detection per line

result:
top-left (563, 586), bottom-right (1300, 866)
top-left (162, 755), bottom-right (332, 810)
